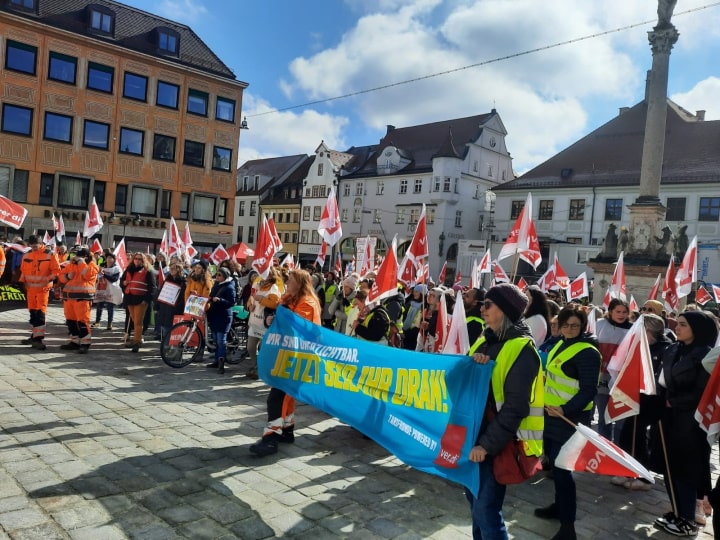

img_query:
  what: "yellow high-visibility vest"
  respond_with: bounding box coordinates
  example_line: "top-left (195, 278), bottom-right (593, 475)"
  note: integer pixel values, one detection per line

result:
top-left (545, 341), bottom-right (599, 412)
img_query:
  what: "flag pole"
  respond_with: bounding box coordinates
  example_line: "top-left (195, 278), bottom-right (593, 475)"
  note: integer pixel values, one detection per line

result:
top-left (510, 252), bottom-right (520, 283)
top-left (657, 420), bottom-right (679, 518)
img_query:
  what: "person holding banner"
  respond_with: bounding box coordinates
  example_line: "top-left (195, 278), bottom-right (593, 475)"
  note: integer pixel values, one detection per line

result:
top-left (654, 311), bottom-right (718, 537)
top-left (465, 283), bottom-right (544, 540)
top-left (205, 267), bottom-right (236, 374)
top-left (155, 262), bottom-right (186, 341)
top-left (534, 304), bottom-right (601, 540)
top-left (249, 268), bottom-right (321, 457)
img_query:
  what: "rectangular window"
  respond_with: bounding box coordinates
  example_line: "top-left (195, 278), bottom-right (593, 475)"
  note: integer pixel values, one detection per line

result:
top-left (569, 199), bottom-right (585, 221)
top-left (443, 177), bottom-right (451, 192)
top-left (313, 206), bottom-right (321, 220)
top-left (377, 182), bottom-right (384, 195)
top-left (318, 163), bottom-right (324, 176)
top-left (152, 134), bottom-right (175, 161)
top-left (158, 30), bottom-right (178, 54)
top-left (409, 208), bottom-right (419, 224)
top-left (160, 190), bottom-right (171, 218)
top-left (238, 201), bottom-right (245, 216)
top-left (58, 175), bottom-right (90, 209)
top-left (292, 232), bottom-right (297, 243)
top-left (83, 120), bottom-right (109, 149)
top-left (215, 97), bottom-right (235, 123)
top-left (249, 201), bottom-right (256, 216)
top-left (10, 0), bottom-right (36, 10)
top-left (396, 208), bottom-right (406, 224)
top-left (48, 52), bottom-right (77, 85)
top-left (44, 112), bottom-right (72, 143)
top-left (343, 184), bottom-right (350, 197)
top-left (414, 178), bottom-right (422, 194)
top-left (510, 200), bottom-right (525, 220)
top-left (248, 226), bottom-right (255, 244)
top-left (94, 181), bottom-right (105, 211)
top-left (427, 208), bottom-right (435, 224)
top-left (156, 81), bottom-right (179, 109)
top-left (301, 230), bottom-right (308, 243)
top-left (353, 182), bottom-right (361, 196)
top-left (192, 195), bottom-right (216, 223)
top-left (567, 237), bottom-right (582, 245)
top-left (183, 140), bottom-right (205, 167)
top-left (115, 184), bottom-right (127, 214)
top-left (218, 198), bottom-right (227, 225)
top-left (373, 209), bottom-right (381, 223)
top-left (341, 208), bottom-right (348, 222)
top-left (1, 104), bottom-right (33, 136)
top-left (254, 176), bottom-right (259, 190)
top-left (123, 72), bottom-right (148, 102)
top-left (312, 231), bottom-right (320, 244)
top-left (454, 178), bottom-right (459, 193)
top-left (119, 127), bottom-right (144, 155)
top-left (212, 146), bottom-right (232, 171)
top-left (187, 89), bottom-right (208, 116)
top-left (303, 207), bottom-right (310, 220)
top-left (455, 210), bottom-right (462, 227)
top-left (666, 197), bottom-right (686, 221)
top-left (90, 9), bottom-right (113, 33)
top-left (604, 198), bottom-right (623, 221)
top-left (699, 197), bottom-right (720, 222)
top-left (39, 173), bottom-right (54, 206)
top-left (131, 186), bottom-right (157, 216)
top-left (293, 212), bottom-right (299, 223)
top-left (353, 208), bottom-right (361, 223)
top-left (87, 62), bottom-right (113, 93)
top-left (180, 193), bottom-right (189, 220)
top-left (538, 200), bottom-right (554, 220)
top-left (237, 226), bottom-right (244, 242)
top-left (434, 177), bottom-right (440, 192)
top-left (5, 40), bottom-right (37, 75)
top-left (399, 179), bottom-right (407, 194)
top-left (13, 169), bottom-right (28, 203)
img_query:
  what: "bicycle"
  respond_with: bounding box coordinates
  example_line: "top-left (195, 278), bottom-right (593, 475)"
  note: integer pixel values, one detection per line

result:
top-left (160, 304), bottom-right (249, 369)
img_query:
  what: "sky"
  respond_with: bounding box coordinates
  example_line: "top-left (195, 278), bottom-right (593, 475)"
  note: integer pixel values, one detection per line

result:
top-left (120, 0), bottom-right (720, 175)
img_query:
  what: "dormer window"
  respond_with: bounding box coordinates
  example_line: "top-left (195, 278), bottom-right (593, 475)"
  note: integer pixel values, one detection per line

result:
top-left (156, 27), bottom-right (180, 56)
top-left (87, 5), bottom-right (115, 35)
top-left (9, 0), bottom-right (37, 12)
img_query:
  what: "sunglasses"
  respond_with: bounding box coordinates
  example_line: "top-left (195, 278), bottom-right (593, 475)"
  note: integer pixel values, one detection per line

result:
top-left (640, 307), bottom-right (655, 312)
top-left (481, 300), bottom-right (495, 310)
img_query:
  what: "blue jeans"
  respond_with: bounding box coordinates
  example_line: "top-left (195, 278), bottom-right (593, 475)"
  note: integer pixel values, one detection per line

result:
top-left (95, 302), bottom-right (114, 323)
top-left (211, 329), bottom-right (227, 360)
top-left (464, 458), bottom-right (508, 540)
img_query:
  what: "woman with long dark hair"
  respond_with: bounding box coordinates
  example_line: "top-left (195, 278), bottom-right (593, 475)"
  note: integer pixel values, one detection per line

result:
top-left (524, 285), bottom-right (551, 346)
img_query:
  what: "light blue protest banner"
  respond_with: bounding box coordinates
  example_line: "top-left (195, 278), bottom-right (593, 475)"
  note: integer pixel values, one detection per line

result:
top-left (258, 306), bottom-right (494, 495)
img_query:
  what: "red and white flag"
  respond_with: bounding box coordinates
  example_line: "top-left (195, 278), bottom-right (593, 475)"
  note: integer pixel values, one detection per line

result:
top-left (608, 251), bottom-right (627, 301)
top-left (333, 252), bottom-right (342, 275)
top-left (75, 230), bottom-right (82, 246)
top-left (437, 261), bottom-right (447, 285)
top-left (556, 423), bottom-right (654, 482)
top-left (695, 355), bottom-right (720, 446)
top-left (397, 251), bottom-right (414, 286)
top-left (83, 197), bottom-right (104, 238)
top-left (469, 258), bottom-right (480, 289)
top-left (478, 250), bottom-right (492, 274)
top-left (159, 230), bottom-right (168, 255)
top-left (536, 266), bottom-right (556, 293)
top-left (586, 307), bottom-right (597, 334)
top-left (628, 295), bottom-right (639, 313)
top-left (454, 269), bottom-right (463, 288)
top-left (566, 272), bottom-right (589, 302)
top-left (182, 222), bottom-right (197, 259)
top-left (43, 230), bottom-right (53, 245)
top-left (442, 291), bottom-right (470, 355)
top-left (605, 317), bottom-right (656, 424)
top-left (52, 213), bottom-right (65, 241)
top-left (210, 244), bottom-right (230, 265)
top-left (358, 237), bottom-right (373, 277)
top-left (517, 277), bottom-right (529, 292)
top-left (113, 239), bottom-right (128, 272)
top-left (553, 253), bottom-right (570, 289)
top-left (407, 205), bottom-right (429, 268)
top-left (662, 257), bottom-right (679, 313)
top-left (315, 241), bottom-right (328, 270)
top-left (647, 273), bottom-right (662, 302)
top-left (493, 261), bottom-right (510, 284)
top-left (713, 284), bottom-right (720, 303)
top-left (280, 253), bottom-right (296, 270)
top-left (168, 217), bottom-right (182, 257)
top-left (0, 195), bottom-right (28, 229)
top-left (433, 293), bottom-right (449, 353)
top-left (415, 258), bottom-right (429, 284)
top-left (252, 215), bottom-right (275, 279)
top-left (497, 192), bottom-right (542, 269)
top-left (267, 215), bottom-right (283, 253)
top-left (675, 235), bottom-right (697, 298)
top-left (90, 238), bottom-right (103, 254)
top-left (368, 235), bottom-right (399, 305)
top-left (317, 187), bottom-right (343, 247)
top-left (696, 287), bottom-right (713, 306)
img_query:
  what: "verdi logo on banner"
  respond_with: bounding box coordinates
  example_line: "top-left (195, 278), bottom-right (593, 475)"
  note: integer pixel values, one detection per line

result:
top-left (0, 284), bottom-right (27, 311)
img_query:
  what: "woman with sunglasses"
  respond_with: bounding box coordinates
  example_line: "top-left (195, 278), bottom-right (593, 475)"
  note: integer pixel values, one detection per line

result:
top-left (465, 283), bottom-right (544, 539)
top-left (535, 304), bottom-right (601, 540)
top-left (121, 253), bottom-right (157, 353)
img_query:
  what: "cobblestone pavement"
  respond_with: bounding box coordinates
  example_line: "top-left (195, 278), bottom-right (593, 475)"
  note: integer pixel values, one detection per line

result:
top-left (0, 304), bottom-right (716, 539)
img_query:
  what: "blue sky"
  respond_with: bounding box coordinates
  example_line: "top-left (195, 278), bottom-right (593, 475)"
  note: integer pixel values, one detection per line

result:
top-left (120, 0), bottom-right (720, 174)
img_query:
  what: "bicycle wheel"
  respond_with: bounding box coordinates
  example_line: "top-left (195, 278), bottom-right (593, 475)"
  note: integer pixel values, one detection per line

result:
top-left (160, 320), bottom-right (204, 368)
top-left (225, 326), bottom-right (243, 364)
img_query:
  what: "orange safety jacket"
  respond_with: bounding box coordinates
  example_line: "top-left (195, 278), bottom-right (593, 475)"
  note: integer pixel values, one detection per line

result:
top-left (59, 259), bottom-right (99, 300)
top-left (20, 246), bottom-right (60, 291)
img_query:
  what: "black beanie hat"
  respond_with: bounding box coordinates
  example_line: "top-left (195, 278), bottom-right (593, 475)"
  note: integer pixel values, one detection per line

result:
top-left (195, 259), bottom-right (209, 270)
top-left (485, 283), bottom-right (528, 323)
top-left (680, 310), bottom-right (718, 348)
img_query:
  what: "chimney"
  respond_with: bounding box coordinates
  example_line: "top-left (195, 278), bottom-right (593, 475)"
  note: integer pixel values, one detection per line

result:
top-left (644, 70), bottom-right (651, 102)
top-left (386, 125), bottom-right (395, 135)
top-left (696, 110), bottom-right (706, 121)
top-left (619, 107), bottom-right (630, 116)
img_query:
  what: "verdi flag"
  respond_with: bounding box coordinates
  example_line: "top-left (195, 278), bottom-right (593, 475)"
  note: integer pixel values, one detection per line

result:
top-left (258, 306), bottom-right (493, 496)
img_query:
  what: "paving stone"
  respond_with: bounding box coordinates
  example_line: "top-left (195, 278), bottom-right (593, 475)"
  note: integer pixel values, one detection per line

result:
top-left (0, 507), bottom-right (49, 530)
top-left (228, 518), bottom-right (276, 540)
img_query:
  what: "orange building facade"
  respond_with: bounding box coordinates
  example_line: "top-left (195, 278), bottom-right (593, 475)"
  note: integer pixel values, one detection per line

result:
top-left (0, 0), bottom-right (247, 252)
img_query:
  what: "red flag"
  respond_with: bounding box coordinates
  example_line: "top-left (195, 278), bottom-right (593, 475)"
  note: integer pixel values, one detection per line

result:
top-left (90, 238), bottom-right (103, 254)
top-left (280, 253), bottom-right (296, 270)
top-left (182, 223), bottom-right (198, 259)
top-left (0, 195), bottom-right (28, 230)
top-left (397, 251), bottom-right (415, 287)
top-left (368, 235), bottom-right (399, 304)
top-left (675, 235), bottom-right (697, 298)
top-left (210, 244), bottom-right (230, 265)
top-left (315, 241), bottom-right (328, 269)
top-left (493, 261), bottom-right (510, 283)
top-left (517, 277), bottom-right (529, 292)
top-left (442, 292), bottom-right (470, 355)
top-left (437, 261), bottom-right (447, 285)
top-left (267, 216), bottom-right (283, 253)
top-left (536, 266), bottom-right (556, 293)
top-left (647, 273), bottom-right (662, 302)
top-left (334, 252), bottom-right (342, 275)
top-left (454, 269), bottom-right (463, 287)
top-left (662, 257), bottom-right (679, 313)
top-left (358, 237), bottom-right (373, 276)
top-left (156, 259), bottom-right (165, 289)
top-left (497, 192), bottom-right (541, 269)
top-left (83, 197), bottom-right (103, 238)
top-left (252, 215), bottom-right (275, 279)
top-left (415, 258), bottom-right (429, 284)
top-left (168, 217), bottom-right (182, 257)
top-left (113, 239), bottom-right (128, 272)
top-left (43, 230), bottom-right (53, 245)
top-left (695, 356), bottom-right (720, 445)
top-left (52, 213), bottom-right (65, 241)
top-left (605, 318), bottom-right (656, 423)
top-left (317, 187), bottom-right (343, 247)
top-left (628, 295), bottom-right (639, 313)
top-left (406, 204), bottom-right (429, 270)
top-left (478, 250), bottom-right (492, 274)
top-left (159, 230), bottom-right (168, 255)
top-left (566, 272), bottom-right (589, 302)
top-left (695, 287), bottom-right (713, 306)
top-left (713, 284), bottom-right (720, 303)
top-left (556, 424), bottom-right (654, 482)
top-left (433, 293), bottom-right (449, 353)
top-left (75, 230), bottom-right (82, 246)
top-left (608, 251), bottom-right (627, 301)
top-left (553, 253), bottom-right (570, 289)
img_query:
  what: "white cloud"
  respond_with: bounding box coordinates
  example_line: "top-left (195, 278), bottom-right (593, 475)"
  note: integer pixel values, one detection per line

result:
top-left (156, 0), bottom-right (208, 24)
top-left (671, 77), bottom-right (720, 120)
